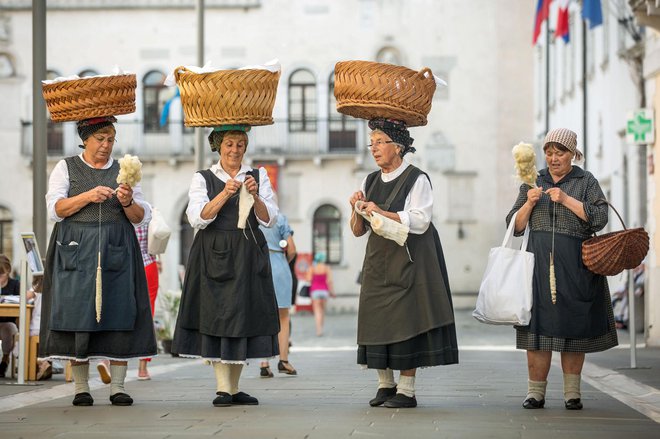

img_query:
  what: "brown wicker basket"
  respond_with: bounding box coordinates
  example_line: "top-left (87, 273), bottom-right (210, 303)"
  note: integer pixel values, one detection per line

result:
top-left (174, 67), bottom-right (280, 127)
top-left (334, 61), bottom-right (436, 127)
top-left (582, 200), bottom-right (649, 276)
top-left (42, 74), bottom-right (136, 122)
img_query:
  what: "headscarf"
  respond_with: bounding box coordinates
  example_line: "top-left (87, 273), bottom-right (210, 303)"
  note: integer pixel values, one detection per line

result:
top-left (77, 116), bottom-right (117, 148)
top-left (543, 128), bottom-right (583, 161)
top-left (314, 252), bottom-right (327, 263)
top-left (208, 124), bottom-right (251, 152)
top-left (368, 118), bottom-right (415, 156)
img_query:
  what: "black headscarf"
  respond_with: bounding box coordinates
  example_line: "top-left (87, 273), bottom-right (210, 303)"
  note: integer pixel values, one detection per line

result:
top-left (77, 116), bottom-right (117, 148)
top-left (368, 118), bottom-right (416, 156)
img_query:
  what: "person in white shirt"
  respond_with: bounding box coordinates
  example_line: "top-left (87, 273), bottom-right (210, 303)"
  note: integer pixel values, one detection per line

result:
top-left (40, 116), bottom-right (156, 407)
top-left (349, 118), bottom-right (459, 409)
top-left (172, 125), bottom-right (280, 407)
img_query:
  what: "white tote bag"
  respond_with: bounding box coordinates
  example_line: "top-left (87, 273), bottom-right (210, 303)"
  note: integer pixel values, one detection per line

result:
top-left (473, 212), bottom-right (534, 326)
top-left (148, 207), bottom-right (172, 255)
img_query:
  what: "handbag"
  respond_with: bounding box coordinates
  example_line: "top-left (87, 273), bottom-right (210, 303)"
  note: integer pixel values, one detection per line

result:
top-left (473, 211), bottom-right (534, 326)
top-left (298, 285), bottom-right (310, 298)
top-left (148, 207), bottom-right (172, 255)
top-left (582, 199), bottom-right (649, 276)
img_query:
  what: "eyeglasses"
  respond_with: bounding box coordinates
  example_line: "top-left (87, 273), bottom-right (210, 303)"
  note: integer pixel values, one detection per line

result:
top-left (92, 136), bottom-right (116, 145)
top-left (366, 140), bottom-right (395, 150)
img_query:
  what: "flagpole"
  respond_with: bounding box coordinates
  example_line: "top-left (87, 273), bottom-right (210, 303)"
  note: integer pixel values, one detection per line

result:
top-left (545, 13), bottom-right (550, 136)
top-left (582, 16), bottom-right (588, 170)
top-left (195, 0), bottom-right (205, 171)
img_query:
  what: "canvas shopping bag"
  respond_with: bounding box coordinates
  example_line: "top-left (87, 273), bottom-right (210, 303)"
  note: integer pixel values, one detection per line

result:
top-left (148, 207), bottom-right (172, 255)
top-left (473, 211), bottom-right (534, 325)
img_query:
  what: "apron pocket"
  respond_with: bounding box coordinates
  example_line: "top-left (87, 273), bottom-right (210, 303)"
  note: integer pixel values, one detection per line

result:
top-left (56, 243), bottom-right (78, 271)
top-left (207, 248), bottom-right (235, 282)
top-left (106, 244), bottom-right (125, 272)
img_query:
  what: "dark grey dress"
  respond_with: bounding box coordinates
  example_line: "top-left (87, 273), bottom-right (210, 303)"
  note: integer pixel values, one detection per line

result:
top-left (39, 156), bottom-right (157, 360)
top-left (172, 169), bottom-right (279, 362)
top-left (357, 165), bottom-right (459, 370)
top-left (506, 166), bottom-right (618, 352)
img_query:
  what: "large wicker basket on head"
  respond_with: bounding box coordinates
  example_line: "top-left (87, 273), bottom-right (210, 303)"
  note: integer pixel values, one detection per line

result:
top-left (582, 200), bottom-right (649, 276)
top-left (334, 60), bottom-right (436, 127)
top-left (174, 67), bottom-right (280, 127)
top-left (42, 74), bottom-right (136, 122)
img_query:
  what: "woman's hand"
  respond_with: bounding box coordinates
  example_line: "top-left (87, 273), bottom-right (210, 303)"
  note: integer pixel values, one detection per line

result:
top-left (245, 175), bottom-right (258, 197)
top-left (525, 187), bottom-right (543, 207)
top-left (222, 178), bottom-right (241, 198)
top-left (87, 185), bottom-right (116, 204)
top-left (545, 187), bottom-right (566, 204)
top-left (116, 183), bottom-right (134, 206)
top-left (357, 201), bottom-right (383, 217)
top-left (349, 191), bottom-right (365, 209)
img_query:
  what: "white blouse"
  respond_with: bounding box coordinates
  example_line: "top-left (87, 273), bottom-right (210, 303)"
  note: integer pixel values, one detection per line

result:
top-left (45, 153), bottom-right (152, 227)
top-left (360, 161), bottom-right (434, 235)
top-left (186, 161), bottom-right (278, 230)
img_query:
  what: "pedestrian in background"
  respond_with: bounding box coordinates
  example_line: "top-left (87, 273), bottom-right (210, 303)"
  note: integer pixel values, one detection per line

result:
top-left (349, 119), bottom-right (459, 408)
top-left (259, 213), bottom-right (298, 377)
top-left (506, 128), bottom-right (617, 411)
top-left (0, 254), bottom-right (19, 378)
top-left (135, 222), bottom-right (160, 380)
top-left (305, 252), bottom-right (334, 337)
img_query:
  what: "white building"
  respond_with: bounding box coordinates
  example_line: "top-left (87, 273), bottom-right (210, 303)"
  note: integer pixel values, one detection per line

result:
top-left (0, 0), bottom-right (534, 314)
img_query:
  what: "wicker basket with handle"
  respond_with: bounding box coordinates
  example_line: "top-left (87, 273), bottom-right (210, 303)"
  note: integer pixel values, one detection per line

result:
top-left (582, 199), bottom-right (649, 276)
top-left (173, 67), bottom-right (280, 127)
top-left (334, 60), bottom-right (437, 127)
top-left (42, 74), bottom-right (136, 122)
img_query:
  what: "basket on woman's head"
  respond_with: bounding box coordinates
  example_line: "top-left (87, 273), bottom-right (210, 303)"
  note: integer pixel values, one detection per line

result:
top-left (173, 66), bottom-right (280, 128)
top-left (42, 74), bottom-right (136, 122)
top-left (333, 60), bottom-right (437, 127)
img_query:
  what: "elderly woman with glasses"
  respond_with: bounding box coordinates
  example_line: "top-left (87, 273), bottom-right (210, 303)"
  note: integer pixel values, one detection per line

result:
top-left (349, 118), bottom-right (459, 409)
top-left (40, 116), bottom-right (157, 407)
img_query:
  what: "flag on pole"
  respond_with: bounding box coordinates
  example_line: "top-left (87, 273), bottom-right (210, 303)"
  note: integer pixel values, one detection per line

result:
top-left (533, 0), bottom-right (554, 45)
top-left (159, 88), bottom-right (180, 127)
top-left (582, 0), bottom-right (603, 29)
top-left (555, 0), bottom-right (570, 42)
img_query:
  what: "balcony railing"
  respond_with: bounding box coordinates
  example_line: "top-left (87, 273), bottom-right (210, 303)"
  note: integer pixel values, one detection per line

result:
top-left (20, 118), bottom-right (367, 161)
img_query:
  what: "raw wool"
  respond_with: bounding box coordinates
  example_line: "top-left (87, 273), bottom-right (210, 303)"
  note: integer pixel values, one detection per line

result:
top-left (354, 201), bottom-right (409, 246)
top-left (549, 254), bottom-right (557, 304)
top-left (237, 183), bottom-right (254, 229)
top-left (512, 142), bottom-right (538, 188)
top-left (116, 154), bottom-right (143, 187)
top-left (95, 250), bottom-right (102, 322)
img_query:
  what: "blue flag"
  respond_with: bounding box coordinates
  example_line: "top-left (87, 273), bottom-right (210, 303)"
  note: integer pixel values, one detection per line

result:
top-left (582, 0), bottom-right (603, 29)
top-left (159, 88), bottom-right (180, 127)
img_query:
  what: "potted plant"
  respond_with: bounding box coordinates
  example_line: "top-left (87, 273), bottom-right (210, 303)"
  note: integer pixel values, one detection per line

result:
top-left (156, 289), bottom-right (181, 355)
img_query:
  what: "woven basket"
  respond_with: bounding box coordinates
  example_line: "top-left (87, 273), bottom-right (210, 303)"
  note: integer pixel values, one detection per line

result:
top-left (174, 67), bottom-right (280, 127)
top-left (582, 200), bottom-right (649, 276)
top-left (42, 74), bottom-right (136, 122)
top-left (334, 60), bottom-right (436, 127)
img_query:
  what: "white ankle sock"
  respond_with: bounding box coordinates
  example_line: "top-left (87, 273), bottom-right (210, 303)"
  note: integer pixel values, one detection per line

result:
top-left (110, 364), bottom-right (128, 395)
top-left (71, 363), bottom-right (90, 395)
top-left (377, 369), bottom-right (396, 389)
top-left (397, 375), bottom-right (416, 397)
top-left (526, 379), bottom-right (547, 401)
top-left (229, 364), bottom-right (243, 395)
top-left (213, 362), bottom-right (232, 394)
top-left (563, 373), bottom-right (581, 400)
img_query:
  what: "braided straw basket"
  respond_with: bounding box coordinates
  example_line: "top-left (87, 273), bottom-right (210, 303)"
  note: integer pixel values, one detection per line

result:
top-left (174, 67), bottom-right (280, 127)
top-left (42, 74), bottom-right (136, 122)
top-left (582, 200), bottom-right (649, 276)
top-left (334, 61), bottom-right (436, 127)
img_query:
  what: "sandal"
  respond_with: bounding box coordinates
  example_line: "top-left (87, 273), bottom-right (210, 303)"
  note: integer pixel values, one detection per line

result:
top-left (277, 360), bottom-right (297, 376)
top-left (260, 366), bottom-right (274, 378)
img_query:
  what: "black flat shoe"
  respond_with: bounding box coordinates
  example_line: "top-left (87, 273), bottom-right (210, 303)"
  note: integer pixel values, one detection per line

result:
top-left (72, 392), bottom-right (94, 406)
top-left (369, 386), bottom-right (397, 407)
top-left (384, 393), bottom-right (417, 408)
top-left (522, 397), bottom-right (545, 409)
top-left (277, 360), bottom-right (297, 375)
top-left (565, 398), bottom-right (583, 410)
top-left (109, 392), bottom-right (133, 406)
top-left (213, 391), bottom-right (232, 407)
top-left (260, 366), bottom-right (274, 378)
top-left (232, 391), bottom-right (259, 405)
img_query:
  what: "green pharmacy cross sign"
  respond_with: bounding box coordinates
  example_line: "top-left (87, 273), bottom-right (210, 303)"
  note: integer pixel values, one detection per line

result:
top-left (626, 109), bottom-right (655, 145)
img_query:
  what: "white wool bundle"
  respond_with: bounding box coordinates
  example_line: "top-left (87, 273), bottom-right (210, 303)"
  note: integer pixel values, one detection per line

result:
top-left (512, 142), bottom-right (538, 188)
top-left (237, 183), bottom-right (254, 229)
top-left (355, 201), bottom-right (409, 246)
top-left (116, 154), bottom-right (143, 187)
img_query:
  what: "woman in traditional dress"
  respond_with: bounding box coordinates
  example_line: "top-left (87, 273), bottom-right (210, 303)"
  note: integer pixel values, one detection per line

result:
top-left (172, 126), bottom-right (280, 407)
top-left (349, 118), bottom-right (459, 409)
top-left (506, 128), bottom-right (616, 410)
top-left (40, 116), bottom-right (156, 406)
